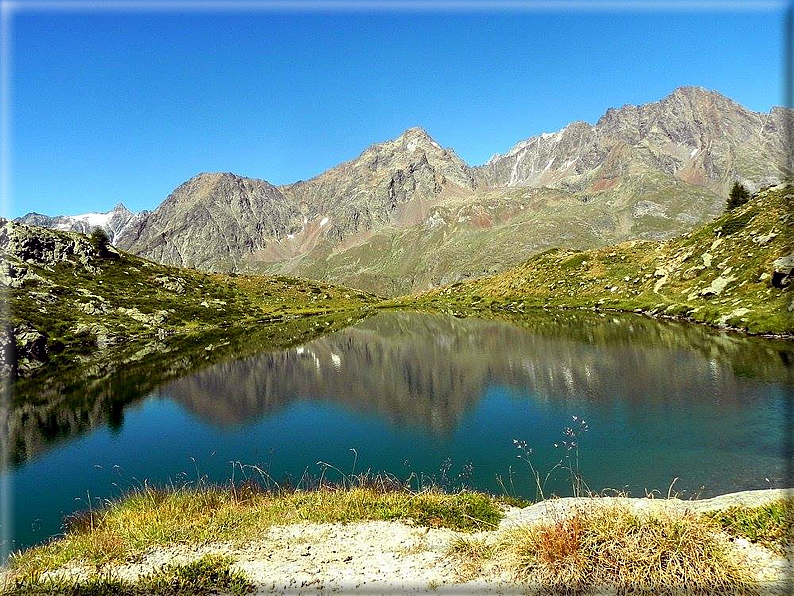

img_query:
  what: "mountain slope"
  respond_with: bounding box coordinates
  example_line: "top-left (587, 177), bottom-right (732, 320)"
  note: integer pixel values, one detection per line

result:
top-left (477, 87), bottom-right (787, 194)
top-left (117, 172), bottom-right (303, 270)
top-left (249, 88), bottom-right (791, 294)
top-left (413, 184), bottom-right (794, 335)
top-left (240, 127), bottom-right (479, 269)
top-left (1, 218), bottom-right (376, 382)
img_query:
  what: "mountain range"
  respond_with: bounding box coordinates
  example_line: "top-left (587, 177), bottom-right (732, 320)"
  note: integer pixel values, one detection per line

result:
top-left (18, 86), bottom-right (791, 295)
top-left (17, 203), bottom-right (144, 245)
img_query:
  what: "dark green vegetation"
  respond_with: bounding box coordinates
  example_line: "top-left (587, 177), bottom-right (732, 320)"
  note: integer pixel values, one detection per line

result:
top-left (709, 499), bottom-right (794, 555)
top-left (727, 182), bottom-right (751, 211)
top-left (410, 184), bottom-right (794, 335)
top-left (89, 228), bottom-right (111, 253)
top-left (2, 554), bottom-right (254, 596)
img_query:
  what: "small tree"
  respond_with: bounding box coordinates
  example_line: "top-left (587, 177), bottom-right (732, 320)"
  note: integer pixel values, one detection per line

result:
top-left (726, 181), bottom-right (750, 211)
top-left (90, 227), bottom-right (111, 252)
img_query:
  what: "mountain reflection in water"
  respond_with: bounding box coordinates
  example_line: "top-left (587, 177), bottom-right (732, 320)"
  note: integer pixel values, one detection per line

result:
top-left (163, 311), bottom-right (792, 433)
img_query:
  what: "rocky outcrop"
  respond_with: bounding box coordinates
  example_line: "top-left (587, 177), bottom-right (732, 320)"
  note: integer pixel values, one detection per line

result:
top-left (0, 322), bottom-right (51, 379)
top-left (772, 254), bottom-right (794, 288)
top-left (0, 218), bottom-right (119, 279)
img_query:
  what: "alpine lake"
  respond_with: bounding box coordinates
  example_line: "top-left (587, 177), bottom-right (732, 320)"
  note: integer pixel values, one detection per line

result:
top-left (5, 308), bottom-right (793, 553)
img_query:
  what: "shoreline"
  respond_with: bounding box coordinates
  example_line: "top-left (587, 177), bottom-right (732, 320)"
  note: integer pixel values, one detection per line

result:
top-left (4, 487), bottom-right (792, 595)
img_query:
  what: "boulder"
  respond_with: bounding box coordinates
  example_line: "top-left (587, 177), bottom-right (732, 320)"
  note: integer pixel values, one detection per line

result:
top-left (8, 322), bottom-right (50, 375)
top-left (772, 254), bottom-right (794, 288)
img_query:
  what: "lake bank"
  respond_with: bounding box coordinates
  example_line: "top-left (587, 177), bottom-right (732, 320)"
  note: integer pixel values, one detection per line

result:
top-left (3, 487), bottom-right (792, 595)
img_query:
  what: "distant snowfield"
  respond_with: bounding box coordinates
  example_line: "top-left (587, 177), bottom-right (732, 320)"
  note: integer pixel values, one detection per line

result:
top-left (54, 212), bottom-right (114, 229)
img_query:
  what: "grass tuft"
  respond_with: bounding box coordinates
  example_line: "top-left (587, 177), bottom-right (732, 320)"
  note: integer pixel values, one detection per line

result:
top-left (2, 555), bottom-right (252, 596)
top-left (503, 504), bottom-right (756, 595)
top-left (137, 554), bottom-right (253, 595)
top-left (708, 499), bottom-right (794, 555)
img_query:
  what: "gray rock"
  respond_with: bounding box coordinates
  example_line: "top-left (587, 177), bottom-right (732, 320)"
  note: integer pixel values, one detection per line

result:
top-left (7, 322), bottom-right (50, 375)
top-left (500, 488), bottom-right (794, 530)
top-left (154, 275), bottom-right (186, 294)
top-left (700, 274), bottom-right (737, 297)
top-left (0, 260), bottom-right (46, 288)
top-left (772, 254), bottom-right (794, 288)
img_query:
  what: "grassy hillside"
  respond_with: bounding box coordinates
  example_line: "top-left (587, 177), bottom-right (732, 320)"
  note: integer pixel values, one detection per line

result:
top-left (408, 184), bottom-right (794, 335)
top-left (2, 219), bottom-right (377, 382)
top-left (257, 176), bottom-right (722, 296)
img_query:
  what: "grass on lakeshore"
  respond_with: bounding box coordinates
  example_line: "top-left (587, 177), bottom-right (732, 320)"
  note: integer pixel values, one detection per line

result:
top-left (709, 499), bottom-right (794, 555)
top-left (3, 554), bottom-right (253, 596)
top-left (450, 504), bottom-right (758, 595)
top-left (8, 482), bottom-right (503, 577)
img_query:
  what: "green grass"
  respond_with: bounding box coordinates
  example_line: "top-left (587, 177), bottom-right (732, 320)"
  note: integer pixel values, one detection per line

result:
top-left (2, 554), bottom-right (253, 596)
top-left (709, 499), bottom-right (794, 554)
top-left (8, 484), bottom-right (503, 576)
top-left (136, 555), bottom-right (253, 596)
top-left (6, 222), bottom-right (379, 384)
top-left (413, 184), bottom-right (794, 335)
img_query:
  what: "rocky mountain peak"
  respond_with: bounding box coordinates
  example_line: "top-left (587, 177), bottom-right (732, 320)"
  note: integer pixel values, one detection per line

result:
top-left (479, 86), bottom-right (785, 193)
top-left (112, 202), bottom-right (131, 213)
top-left (274, 127), bottom-right (479, 246)
top-left (117, 172), bottom-right (299, 271)
top-left (15, 202), bottom-right (142, 245)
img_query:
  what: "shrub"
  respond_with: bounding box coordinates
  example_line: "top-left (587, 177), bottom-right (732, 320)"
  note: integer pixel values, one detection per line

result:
top-left (726, 182), bottom-right (750, 211)
top-left (90, 227), bottom-right (111, 251)
top-left (720, 211), bottom-right (753, 236)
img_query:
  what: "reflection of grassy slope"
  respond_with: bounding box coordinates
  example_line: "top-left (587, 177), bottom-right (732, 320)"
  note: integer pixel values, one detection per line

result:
top-left (409, 185), bottom-right (794, 335)
top-left (7, 311), bottom-right (371, 467)
top-left (474, 309), bottom-right (794, 384)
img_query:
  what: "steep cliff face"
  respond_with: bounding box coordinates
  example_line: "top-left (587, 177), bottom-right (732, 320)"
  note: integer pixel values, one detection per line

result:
top-left (117, 172), bottom-right (302, 271)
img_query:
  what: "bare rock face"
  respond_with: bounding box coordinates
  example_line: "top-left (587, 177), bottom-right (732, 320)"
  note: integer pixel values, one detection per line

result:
top-left (278, 127), bottom-right (479, 242)
top-left (116, 172), bottom-right (302, 271)
top-left (16, 203), bottom-right (143, 245)
top-left (478, 87), bottom-right (788, 194)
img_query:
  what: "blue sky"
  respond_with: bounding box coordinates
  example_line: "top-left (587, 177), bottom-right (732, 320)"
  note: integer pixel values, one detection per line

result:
top-left (6, 2), bottom-right (789, 218)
